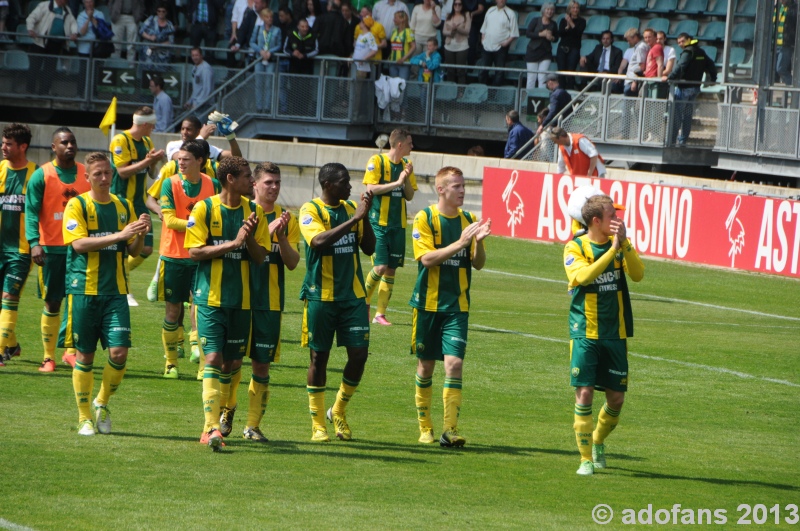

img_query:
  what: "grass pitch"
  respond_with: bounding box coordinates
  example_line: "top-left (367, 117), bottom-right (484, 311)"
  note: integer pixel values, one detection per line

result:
top-left (2, 230), bottom-right (799, 530)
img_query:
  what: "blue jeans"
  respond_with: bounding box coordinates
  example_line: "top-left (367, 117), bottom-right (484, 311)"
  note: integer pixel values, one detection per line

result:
top-left (254, 61), bottom-right (276, 112)
top-left (389, 64), bottom-right (410, 80)
top-left (672, 86), bottom-right (700, 145)
top-left (776, 45), bottom-right (794, 85)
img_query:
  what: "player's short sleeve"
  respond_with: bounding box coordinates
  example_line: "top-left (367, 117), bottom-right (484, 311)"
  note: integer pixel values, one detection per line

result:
top-left (403, 157), bottom-right (418, 190)
top-left (148, 164), bottom-right (173, 198)
top-left (184, 200), bottom-right (209, 249)
top-left (62, 197), bottom-right (88, 245)
top-left (363, 154), bottom-right (382, 185)
top-left (286, 211), bottom-right (300, 246)
top-left (160, 177), bottom-right (176, 210)
top-left (109, 134), bottom-right (131, 168)
top-left (564, 240), bottom-right (589, 287)
top-left (412, 210), bottom-right (435, 260)
top-left (209, 144), bottom-right (223, 160)
top-left (298, 202), bottom-right (327, 246)
top-left (253, 204), bottom-right (271, 250)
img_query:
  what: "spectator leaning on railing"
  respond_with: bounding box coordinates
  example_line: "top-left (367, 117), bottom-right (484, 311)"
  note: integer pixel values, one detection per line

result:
top-left (409, 0), bottom-right (440, 55)
top-left (388, 10), bottom-right (414, 79)
top-left (138, 2), bottom-right (176, 64)
top-left (250, 7), bottom-right (282, 114)
top-left (26, 0), bottom-right (78, 95)
top-left (657, 31), bottom-right (675, 78)
top-left (623, 28), bottom-right (648, 97)
top-left (355, 7), bottom-right (387, 61)
top-left (372, 0), bottom-right (408, 38)
top-left (76, 0), bottom-right (105, 58)
top-left (229, 0), bottom-right (264, 67)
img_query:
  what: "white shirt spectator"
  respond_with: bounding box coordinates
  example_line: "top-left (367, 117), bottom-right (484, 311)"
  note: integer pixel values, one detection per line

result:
top-left (625, 39), bottom-right (649, 86)
top-left (557, 133), bottom-right (606, 176)
top-left (480, 4), bottom-right (518, 52)
top-left (231, 0), bottom-right (250, 27)
top-left (372, 0), bottom-right (410, 38)
top-left (153, 90), bottom-right (174, 133)
top-left (353, 30), bottom-right (378, 71)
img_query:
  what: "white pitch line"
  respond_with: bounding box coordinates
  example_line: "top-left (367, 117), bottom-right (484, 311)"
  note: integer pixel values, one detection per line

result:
top-left (0, 519), bottom-right (37, 531)
top-left (469, 324), bottom-right (800, 388)
top-left (481, 269), bottom-right (800, 322)
top-left (637, 318), bottom-right (798, 330)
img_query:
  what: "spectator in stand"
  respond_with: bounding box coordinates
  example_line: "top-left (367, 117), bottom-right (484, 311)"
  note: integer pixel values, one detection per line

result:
top-left (317, 0), bottom-right (349, 56)
top-left (623, 28), bottom-right (648, 96)
top-left (0, 0), bottom-right (10, 42)
top-left (139, 2), bottom-right (175, 64)
top-left (285, 18), bottom-right (318, 74)
top-left (189, 0), bottom-right (224, 49)
top-left (442, 0), bottom-right (471, 84)
top-left (353, 13), bottom-right (379, 119)
top-left (77, 0), bottom-right (105, 58)
top-left (642, 28), bottom-right (665, 98)
top-left (229, 0), bottom-right (264, 67)
top-left (538, 72), bottom-right (571, 135)
top-left (775, 0), bottom-right (796, 85)
top-left (579, 30), bottom-right (622, 92)
top-left (149, 74), bottom-right (174, 132)
top-left (389, 11), bottom-right (414, 79)
top-left (525, 2), bottom-right (557, 90)
top-left (277, 6), bottom-right (294, 46)
top-left (411, 37), bottom-right (443, 111)
top-left (372, 0), bottom-right (408, 38)
top-left (409, 0), bottom-right (440, 55)
top-left (230, 0), bottom-right (252, 46)
top-left (184, 47), bottom-right (214, 115)
top-left (504, 109), bottom-right (533, 159)
top-left (251, 8), bottom-right (282, 113)
top-left (663, 33), bottom-right (716, 146)
top-left (356, 7), bottom-right (387, 60)
top-left (303, 0), bottom-right (320, 30)
top-left (351, 0), bottom-right (375, 10)
top-left (657, 30), bottom-right (675, 78)
top-left (464, 0), bottom-right (485, 65)
top-left (109, 0), bottom-right (144, 59)
top-left (26, 0), bottom-right (78, 95)
top-left (341, 2), bottom-right (359, 57)
top-left (556, 1), bottom-right (585, 90)
top-left (479, 0), bottom-right (518, 86)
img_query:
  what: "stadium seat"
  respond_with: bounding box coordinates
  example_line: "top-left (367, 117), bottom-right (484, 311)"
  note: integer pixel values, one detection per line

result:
top-left (556, 0), bottom-right (586, 6)
top-left (580, 39), bottom-right (599, 57)
top-left (518, 11), bottom-right (531, 29)
top-left (728, 46), bottom-right (746, 67)
top-left (583, 15), bottom-right (610, 37)
top-left (212, 65), bottom-right (229, 86)
top-left (3, 50), bottom-right (29, 71)
top-left (737, 0), bottom-right (757, 16)
top-left (616, 0), bottom-right (646, 12)
top-left (699, 21), bottom-right (726, 42)
top-left (529, 0), bottom-right (547, 8)
top-left (459, 84), bottom-right (489, 104)
top-left (708, 0), bottom-right (727, 16)
top-left (434, 82), bottom-right (458, 102)
top-left (612, 16), bottom-right (639, 36)
top-left (613, 40), bottom-right (629, 53)
top-left (669, 19), bottom-right (698, 39)
top-left (555, 13), bottom-right (565, 28)
top-left (507, 0), bottom-right (526, 6)
top-left (645, 18), bottom-right (670, 35)
top-left (14, 23), bottom-right (34, 45)
top-left (676, 0), bottom-right (707, 13)
top-left (213, 39), bottom-right (229, 62)
top-left (731, 22), bottom-right (755, 44)
top-left (504, 60), bottom-right (527, 84)
top-left (589, 0), bottom-right (617, 11)
top-left (490, 86), bottom-right (517, 107)
top-left (650, 0), bottom-right (677, 13)
top-left (510, 36), bottom-right (529, 57)
top-left (701, 45), bottom-right (717, 64)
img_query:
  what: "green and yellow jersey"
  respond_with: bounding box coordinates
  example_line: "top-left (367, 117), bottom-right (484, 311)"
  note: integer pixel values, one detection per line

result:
top-left (299, 198), bottom-right (366, 302)
top-left (110, 130), bottom-right (154, 216)
top-left (0, 160), bottom-right (37, 256)
top-left (409, 205), bottom-right (477, 313)
top-left (564, 235), bottom-right (644, 340)
top-left (363, 154), bottom-right (417, 228)
top-left (251, 204), bottom-right (300, 311)
top-left (62, 192), bottom-right (137, 296)
top-left (184, 195), bottom-right (270, 309)
top-left (148, 158), bottom-right (218, 199)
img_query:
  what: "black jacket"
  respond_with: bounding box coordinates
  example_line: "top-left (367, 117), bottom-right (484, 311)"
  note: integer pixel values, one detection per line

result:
top-left (235, 7), bottom-right (258, 49)
top-left (668, 41), bottom-right (717, 88)
top-left (315, 11), bottom-right (349, 56)
top-left (584, 43), bottom-right (622, 74)
top-left (284, 30), bottom-right (319, 73)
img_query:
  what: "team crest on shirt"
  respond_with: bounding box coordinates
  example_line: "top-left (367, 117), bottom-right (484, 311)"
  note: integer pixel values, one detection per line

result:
top-left (71, 279), bottom-right (78, 286)
top-left (367, 163), bottom-right (375, 171)
top-left (301, 214), bottom-right (313, 225)
top-left (572, 323), bottom-right (578, 330)
top-left (200, 337), bottom-right (207, 346)
top-left (572, 367), bottom-right (580, 377)
top-left (565, 256), bottom-right (574, 266)
top-left (195, 288), bottom-right (202, 297)
top-left (416, 343), bottom-right (424, 352)
top-left (66, 219), bottom-right (78, 231)
top-left (412, 228), bottom-right (420, 240)
top-left (114, 146), bottom-right (123, 155)
top-left (187, 216), bottom-right (196, 228)
top-left (73, 333), bottom-right (80, 343)
top-left (165, 289), bottom-right (173, 296)
top-left (119, 213), bottom-right (127, 224)
top-left (308, 285), bottom-right (316, 293)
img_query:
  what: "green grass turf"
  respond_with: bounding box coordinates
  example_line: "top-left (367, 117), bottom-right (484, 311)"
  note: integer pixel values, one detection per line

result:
top-left (2, 226), bottom-right (799, 530)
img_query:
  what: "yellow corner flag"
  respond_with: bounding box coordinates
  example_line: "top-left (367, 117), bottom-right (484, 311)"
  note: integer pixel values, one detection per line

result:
top-left (99, 96), bottom-right (117, 135)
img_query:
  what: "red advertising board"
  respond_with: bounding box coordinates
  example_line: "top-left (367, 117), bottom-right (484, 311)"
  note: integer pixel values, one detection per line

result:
top-left (482, 167), bottom-right (800, 278)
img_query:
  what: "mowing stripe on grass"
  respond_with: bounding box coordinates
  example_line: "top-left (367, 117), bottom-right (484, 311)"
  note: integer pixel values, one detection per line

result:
top-left (0, 519), bottom-right (37, 531)
top-left (482, 269), bottom-right (800, 322)
top-left (469, 324), bottom-right (800, 388)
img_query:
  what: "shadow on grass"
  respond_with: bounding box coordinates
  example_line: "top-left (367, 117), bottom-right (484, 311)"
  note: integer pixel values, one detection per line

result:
top-left (113, 431), bottom-right (200, 443)
top-left (613, 467), bottom-right (799, 491)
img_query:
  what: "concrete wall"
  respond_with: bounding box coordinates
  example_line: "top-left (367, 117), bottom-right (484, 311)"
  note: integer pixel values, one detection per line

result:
top-left (6, 123), bottom-right (797, 220)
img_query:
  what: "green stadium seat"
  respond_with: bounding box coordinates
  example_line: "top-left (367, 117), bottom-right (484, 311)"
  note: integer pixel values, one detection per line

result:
top-left (731, 22), bottom-right (754, 44)
top-left (518, 11), bottom-right (532, 29)
top-left (616, 0), bottom-right (646, 12)
top-left (579, 39), bottom-right (599, 57)
top-left (645, 18), bottom-right (670, 35)
top-left (590, 0), bottom-right (617, 11)
top-left (650, 0), bottom-right (677, 13)
top-left (613, 40), bottom-right (628, 53)
top-left (510, 36), bottom-right (529, 57)
top-left (669, 19), bottom-right (698, 39)
top-left (676, 0), bottom-right (707, 14)
top-left (490, 86), bottom-right (517, 107)
top-left (14, 23), bottom-right (35, 45)
top-left (459, 84), bottom-right (489, 104)
top-left (700, 45), bottom-right (717, 64)
top-left (434, 82), bottom-right (458, 102)
top-left (728, 46), bottom-right (746, 67)
top-left (214, 39), bottom-right (230, 62)
top-left (584, 15), bottom-right (610, 37)
top-left (3, 50), bottom-right (29, 71)
top-left (699, 21), bottom-right (726, 42)
top-left (737, 0), bottom-right (757, 16)
top-left (505, 59), bottom-right (527, 83)
top-left (612, 16), bottom-right (639, 36)
top-left (708, 0), bottom-right (727, 16)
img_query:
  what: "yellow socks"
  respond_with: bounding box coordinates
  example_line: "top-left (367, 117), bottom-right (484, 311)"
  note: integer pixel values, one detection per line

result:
top-left (126, 254), bottom-right (145, 272)
top-left (364, 269), bottom-right (381, 304)
top-left (307, 385), bottom-right (326, 430)
top-left (96, 357), bottom-right (126, 405)
top-left (41, 310), bottom-right (60, 361)
top-left (219, 371), bottom-right (232, 410)
top-left (376, 274), bottom-right (395, 315)
top-left (227, 367), bottom-right (242, 409)
top-left (593, 403), bottom-right (621, 445)
top-left (162, 320), bottom-right (180, 367)
top-left (415, 374), bottom-right (433, 430)
top-left (0, 299), bottom-right (19, 349)
top-left (245, 374), bottom-right (270, 429)
top-left (202, 365), bottom-right (222, 431)
top-left (574, 403), bottom-right (594, 462)
top-left (73, 360), bottom-right (94, 422)
top-left (442, 378), bottom-right (462, 431)
top-left (332, 377), bottom-right (359, 417)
